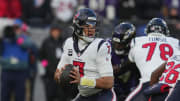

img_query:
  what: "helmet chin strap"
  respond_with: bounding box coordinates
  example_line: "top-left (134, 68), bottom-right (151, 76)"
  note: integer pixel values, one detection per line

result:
top-left (77, 31), bottom-right (95, 43)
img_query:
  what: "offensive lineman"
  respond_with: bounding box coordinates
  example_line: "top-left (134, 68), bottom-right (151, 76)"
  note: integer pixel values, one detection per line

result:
top-left (124, 18), bottom-right (180, 101)
top-left (54, 8), bottom-right (116, 101)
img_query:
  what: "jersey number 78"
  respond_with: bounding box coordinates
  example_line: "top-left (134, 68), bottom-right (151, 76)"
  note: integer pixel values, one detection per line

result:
top-left (142, 42), bottom-right (173, 61)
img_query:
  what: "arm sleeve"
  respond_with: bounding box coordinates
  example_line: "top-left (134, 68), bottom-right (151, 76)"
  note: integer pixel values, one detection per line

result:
top-left (57, 39), bottom-right (70, 69)
top-left (96, 41), bottom-right (113, 77)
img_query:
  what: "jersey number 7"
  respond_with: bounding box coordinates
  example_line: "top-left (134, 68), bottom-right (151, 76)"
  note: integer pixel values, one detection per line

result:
top-left (142, 42), bottom-right (173, 61)
top-left (73, 61), bottom-right (85, 77)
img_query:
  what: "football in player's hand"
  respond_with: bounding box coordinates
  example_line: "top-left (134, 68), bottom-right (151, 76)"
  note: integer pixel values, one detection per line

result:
top-left (59, 64), bottom-right (76, 88)
top-left (59, 64), bottom-right (79, 97)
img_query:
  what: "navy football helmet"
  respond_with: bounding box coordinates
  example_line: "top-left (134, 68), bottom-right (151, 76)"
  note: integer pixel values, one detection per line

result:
top-left (72, 8), bottom-right (97, 43)
top-left (145, 18), bottom-right (169, 36)
top-left (112, 22), bottom-right (136, 55)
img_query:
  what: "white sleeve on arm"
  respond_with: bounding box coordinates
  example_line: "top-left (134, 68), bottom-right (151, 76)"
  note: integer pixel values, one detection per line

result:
top-left (57, 39), bottom-right (70, 70)
top-left (128, 38), bottom-right (136, 62)
top-left (96, 42), bottom-right (113, 77)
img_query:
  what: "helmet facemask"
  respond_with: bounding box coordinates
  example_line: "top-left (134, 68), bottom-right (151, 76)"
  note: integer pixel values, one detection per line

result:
top-left (73, 19), bottom-right (97, 43)
top-left (112, 36), bottom-right (131, 56)
top-left (113, 42), bottom-right (126, 55)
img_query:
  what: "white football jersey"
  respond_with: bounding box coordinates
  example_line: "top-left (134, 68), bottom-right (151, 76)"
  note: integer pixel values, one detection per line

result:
top-left (159, 54), bottom-right (180, 87)
top-left (57, 37), bottom-right (113, 96)
top-left (128, 33), bottom-right (180, 83)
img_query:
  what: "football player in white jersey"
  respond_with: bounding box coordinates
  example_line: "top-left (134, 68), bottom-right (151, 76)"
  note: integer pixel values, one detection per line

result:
top-left (148, 48), bottom-right (180, 101)
top-left (54, 8), bottom-right (116, 101)
top-left (149, 47), bottom-right (180, 101)
top-left (165, 55), bottom-right (180, 101)
top-left (124, 18), bottom-right (180, 101)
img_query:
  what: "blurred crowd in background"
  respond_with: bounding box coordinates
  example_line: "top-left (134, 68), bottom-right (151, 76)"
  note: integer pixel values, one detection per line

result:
top-left (0, 0), bottom-right (180, 101)
top-left (0, 0), bottom-right (180, 38)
